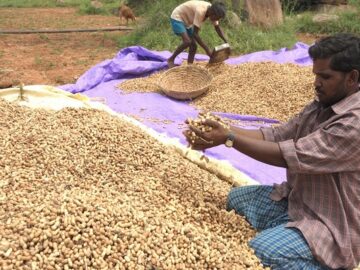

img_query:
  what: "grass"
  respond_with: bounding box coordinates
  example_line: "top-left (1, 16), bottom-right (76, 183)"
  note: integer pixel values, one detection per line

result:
top-left (77, 1), bottom-right (119, 16)
top-left (34, 55), bottom-right (56, 69)
top-left (51, 48), bottom-right (64, 56)
top-left (117, 22), bottom-right (298, 55)
top-left (39, 34), bottom-right (50, 42)
top-left (117, 0), bottom-right (360, 54)
top-left (294, 11), bottom-right (360, 34)
top-left (1, 0), bottom-right (359, 54)
top-left (117, 0), bottom-right (298, 55)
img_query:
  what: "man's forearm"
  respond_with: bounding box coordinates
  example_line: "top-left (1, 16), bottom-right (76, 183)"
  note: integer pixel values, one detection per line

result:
top-left (215, 26), bottom-right (227, 43)
top-left (231, 126), bottom-right (265, 141)
top-left (232, 134), bottom-right (287, 167)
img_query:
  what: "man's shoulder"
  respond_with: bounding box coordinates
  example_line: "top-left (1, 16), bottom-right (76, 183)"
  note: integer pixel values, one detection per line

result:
top-left (332, 91), bottom-right (360, 115)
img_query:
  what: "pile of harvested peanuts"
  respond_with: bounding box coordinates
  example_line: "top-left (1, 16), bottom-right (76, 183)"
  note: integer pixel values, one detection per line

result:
top-left (118, 62), bottom-right (314, 122)
top-left (0, 99), bottom-right (267, 270)
top-left (194, 62), bottom-right (314, 122)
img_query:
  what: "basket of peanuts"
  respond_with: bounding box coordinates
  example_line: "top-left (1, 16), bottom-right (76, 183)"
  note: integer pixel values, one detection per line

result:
top-left (158, 65), bottom-right (213, 100)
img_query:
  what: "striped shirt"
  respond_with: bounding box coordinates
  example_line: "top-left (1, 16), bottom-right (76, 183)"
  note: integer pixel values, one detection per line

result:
top-left (261, 91), bottom-right (360, 269)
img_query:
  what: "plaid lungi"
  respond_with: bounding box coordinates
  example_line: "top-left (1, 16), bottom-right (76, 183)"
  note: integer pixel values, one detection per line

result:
top-left (227, 185), bottom-right (330, 270)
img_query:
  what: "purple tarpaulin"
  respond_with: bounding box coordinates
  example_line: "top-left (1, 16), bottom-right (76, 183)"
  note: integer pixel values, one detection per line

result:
top-left (61, 43), bottom-right (312, 185)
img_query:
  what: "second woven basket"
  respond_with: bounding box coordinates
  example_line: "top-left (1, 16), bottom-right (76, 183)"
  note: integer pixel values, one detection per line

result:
top-left (158, 65), bottom-right (212, 100)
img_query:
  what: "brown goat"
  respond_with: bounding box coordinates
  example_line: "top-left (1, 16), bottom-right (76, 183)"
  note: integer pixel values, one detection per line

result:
top-left (119, 4), bottom-right (136, 25)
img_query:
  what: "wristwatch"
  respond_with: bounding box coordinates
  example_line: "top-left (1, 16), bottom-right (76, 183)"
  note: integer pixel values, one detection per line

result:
top-left (225, 133), bottom-right (235, 148)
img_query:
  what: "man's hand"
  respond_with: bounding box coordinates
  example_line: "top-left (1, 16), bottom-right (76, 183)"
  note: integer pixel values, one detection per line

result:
top-left (183, 119), bottom-right (229, 151)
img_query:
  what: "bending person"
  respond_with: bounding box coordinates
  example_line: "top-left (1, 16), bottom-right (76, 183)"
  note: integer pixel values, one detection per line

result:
top-left (167, 1), bottom-right (227, 68)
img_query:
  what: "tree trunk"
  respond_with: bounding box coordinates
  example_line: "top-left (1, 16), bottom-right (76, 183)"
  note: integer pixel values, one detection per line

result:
top-left (244, 0), bottom-right (283, 28)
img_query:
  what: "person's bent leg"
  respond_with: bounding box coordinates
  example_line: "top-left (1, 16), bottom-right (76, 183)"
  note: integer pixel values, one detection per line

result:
top-left (167, 32), bottom-right (191, 68)
top-left (168, 19), bottom-right (191, 68)
top-left (186, 27), bottom-right (196, 64)
top-left (249, 224), bottom-right (330, 270)
top-left (188, 38), bottom-right (197, 64)
top-left (227, 185), bottom-right (289, 231)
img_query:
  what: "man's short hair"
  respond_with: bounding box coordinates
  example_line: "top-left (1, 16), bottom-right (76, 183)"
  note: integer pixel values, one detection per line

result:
top-left (210, 1), bottom-right (226, 18)
top-left (309, 33), bottom-right (360, 78)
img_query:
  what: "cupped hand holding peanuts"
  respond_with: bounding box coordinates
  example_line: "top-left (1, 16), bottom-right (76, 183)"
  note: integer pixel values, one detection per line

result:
top-left (184, 113), bottom-right (230, 151)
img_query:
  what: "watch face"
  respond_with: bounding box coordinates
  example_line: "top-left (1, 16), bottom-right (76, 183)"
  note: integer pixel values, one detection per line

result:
top-left (225, 139), bottom-right (233, 147)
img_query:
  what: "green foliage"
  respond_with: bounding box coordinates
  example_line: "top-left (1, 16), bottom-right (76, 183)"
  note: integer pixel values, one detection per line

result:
top-left (78, 1), bottom-right (107, 15)
top-left (349, 0), bottom-right (360, 8)
top-left (118, 19), bottom-right (298, 55)
top-left (77, 0), bottom-right (121, 15)
top-left (226, 23), bottom-right (297, 53)
top-left (118, 0), bottom-right (360, 54)
top-left (118, 0), bottom-right (298, 54)
top-left (295, 11), bottom-right (360, 34)
top-left (127, 0), bottom-right (148, 7)
top-left (281, 0), bottom-right (312, 14)
top-left (2, 0), bottom-right (360, 54)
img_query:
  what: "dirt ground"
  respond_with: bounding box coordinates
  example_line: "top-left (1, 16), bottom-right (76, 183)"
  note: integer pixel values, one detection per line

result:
top-left (0, 7), bottom-right (317, 88)
top-left (0, 8), bottom-right (125, 88)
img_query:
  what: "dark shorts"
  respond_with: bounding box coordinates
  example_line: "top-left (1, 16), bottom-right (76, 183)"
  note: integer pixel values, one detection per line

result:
top-left (170, 18), bottom-right (194, 37)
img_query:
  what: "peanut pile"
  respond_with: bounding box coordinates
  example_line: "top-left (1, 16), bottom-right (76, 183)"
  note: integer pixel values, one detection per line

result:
top-left (186, 112), bottom-right (230, 146)
top-left (119, 72), bottom-right (162, 93)
top-left (0, 99), bottom-right (266, 270)
top-left (117, 62), bottom-right (314, 122)
top-left (195, 62), bottom-right (314, 122)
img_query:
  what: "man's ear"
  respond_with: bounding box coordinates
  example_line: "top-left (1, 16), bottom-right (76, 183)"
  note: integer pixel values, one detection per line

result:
top-left (347, 69), bottom-right (360, 87)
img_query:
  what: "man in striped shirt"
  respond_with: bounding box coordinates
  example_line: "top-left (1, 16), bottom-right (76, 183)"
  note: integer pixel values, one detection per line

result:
top-left (185, 33), bottom-right (360, 269)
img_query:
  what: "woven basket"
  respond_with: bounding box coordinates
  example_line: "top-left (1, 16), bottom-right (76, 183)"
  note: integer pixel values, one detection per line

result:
top-left (158, 65), bottom-right (213, 100)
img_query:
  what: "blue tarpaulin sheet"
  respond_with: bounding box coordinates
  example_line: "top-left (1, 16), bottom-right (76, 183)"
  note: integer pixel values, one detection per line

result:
top-left (61, 42), bottom-right (312, 185)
